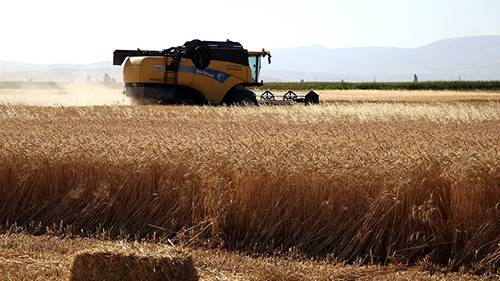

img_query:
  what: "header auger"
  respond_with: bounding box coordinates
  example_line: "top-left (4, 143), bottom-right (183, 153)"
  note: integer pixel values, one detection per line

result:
top-left (113, 40), bottom-right (319, 106)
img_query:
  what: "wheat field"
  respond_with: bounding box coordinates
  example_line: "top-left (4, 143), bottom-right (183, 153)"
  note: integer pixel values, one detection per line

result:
top-left (0, 101), bottom-right (499, 274)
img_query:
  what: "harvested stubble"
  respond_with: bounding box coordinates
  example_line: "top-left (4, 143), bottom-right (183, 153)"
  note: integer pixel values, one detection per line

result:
top-left (70, 246), bottom-right (197, 281)
top-left (3, 233), bottom-right (494, 281)
top-left (315, 89), bottom-right (500, 103)
top-left (0, 103), bottom-right (499, 273)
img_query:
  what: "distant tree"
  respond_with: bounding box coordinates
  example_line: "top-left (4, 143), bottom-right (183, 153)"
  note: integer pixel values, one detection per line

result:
top-left (103, 73), bottom-right (112, 86)
top-left (413, 74), bottom-right (419, 83)
top-left (86, 75), bottom-right (92, 83)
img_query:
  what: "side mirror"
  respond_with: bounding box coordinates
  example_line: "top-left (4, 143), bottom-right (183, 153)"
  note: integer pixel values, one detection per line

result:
top-left (262, 48), bottom-right (271, 64)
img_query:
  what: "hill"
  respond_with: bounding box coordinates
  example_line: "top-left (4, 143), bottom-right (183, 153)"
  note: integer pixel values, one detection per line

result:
top-left (0, 60), bottom-right (120, 82)
top-left (263, 35), bottom-right (500, 81)
top-left (1, 36), bottom-right (500, 82)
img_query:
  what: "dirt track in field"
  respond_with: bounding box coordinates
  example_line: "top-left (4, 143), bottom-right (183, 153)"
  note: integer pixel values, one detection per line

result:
top-left (0, 84), bottom-right (128, 106)
top-left (1, 86), bottom-right (499, 106)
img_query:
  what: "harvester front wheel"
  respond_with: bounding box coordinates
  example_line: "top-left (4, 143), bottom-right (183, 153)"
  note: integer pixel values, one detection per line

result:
top-left (223, 89), bottom-right (258, 106)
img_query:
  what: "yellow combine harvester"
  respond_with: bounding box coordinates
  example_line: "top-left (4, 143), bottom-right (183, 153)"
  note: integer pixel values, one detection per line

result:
top-left (113, 40), bottom-right (319, 105)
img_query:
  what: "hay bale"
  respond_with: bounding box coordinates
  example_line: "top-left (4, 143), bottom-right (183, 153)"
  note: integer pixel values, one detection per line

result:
top-left (70, 245), bottom-right (198, 281)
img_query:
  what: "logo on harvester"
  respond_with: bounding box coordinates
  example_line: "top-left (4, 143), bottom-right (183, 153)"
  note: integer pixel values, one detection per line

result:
top-left (152, 65), bottom-right (166, 71)
top-left (178, 66), bottom-right (230, 83)
top-left (216, 73), bottom-right (226, 82)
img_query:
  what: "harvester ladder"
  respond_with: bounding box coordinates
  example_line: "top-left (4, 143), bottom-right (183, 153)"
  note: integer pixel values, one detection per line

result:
top-left (163, 56), bottom-right (176, 85)
top-left (163, 52), bottom-right (182, 85)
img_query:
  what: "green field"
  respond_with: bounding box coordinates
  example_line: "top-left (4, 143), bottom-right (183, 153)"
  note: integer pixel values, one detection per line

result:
top-left (261, 81), bottom-right (500, 91)
top-left (2, 81), bottom-right (500, 91)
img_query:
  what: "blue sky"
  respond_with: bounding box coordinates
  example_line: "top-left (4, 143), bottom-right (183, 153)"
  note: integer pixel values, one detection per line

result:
top-left (1, 0), bottom-right (499, 63)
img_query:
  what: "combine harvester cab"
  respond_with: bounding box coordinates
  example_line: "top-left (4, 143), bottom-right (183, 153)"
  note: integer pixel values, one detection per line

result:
top-left (113, 40), bottom-right (319, 106)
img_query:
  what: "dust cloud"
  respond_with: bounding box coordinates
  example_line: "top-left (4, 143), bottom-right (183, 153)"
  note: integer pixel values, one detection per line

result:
top-left (0, 83), bottom-right (131, 106)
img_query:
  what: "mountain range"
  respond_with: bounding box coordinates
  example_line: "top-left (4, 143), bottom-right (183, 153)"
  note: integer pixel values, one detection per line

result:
top-left (263, 35), bottom-right (500, 82)
top-left (0, 61), bottom-right (121, 82)
top-left (1, 35), bottom-right (500, 82)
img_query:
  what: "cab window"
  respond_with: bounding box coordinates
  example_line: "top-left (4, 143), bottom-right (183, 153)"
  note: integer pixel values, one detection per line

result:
top-left (248, 55), bottom-right (261, 82)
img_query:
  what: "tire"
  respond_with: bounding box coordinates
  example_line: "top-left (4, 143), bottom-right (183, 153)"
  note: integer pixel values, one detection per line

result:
top-left (176, 88), bottom-right (209, 105)
top-left (223, 89), bottom-right (259, 106)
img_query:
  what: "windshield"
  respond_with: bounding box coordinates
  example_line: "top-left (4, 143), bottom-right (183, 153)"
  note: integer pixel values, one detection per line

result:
top-left (248, 55), bottom-right (261, 82)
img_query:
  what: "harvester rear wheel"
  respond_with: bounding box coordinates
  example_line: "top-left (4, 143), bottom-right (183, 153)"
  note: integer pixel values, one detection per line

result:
top-left (223, 89), bottom-right (258, 106)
